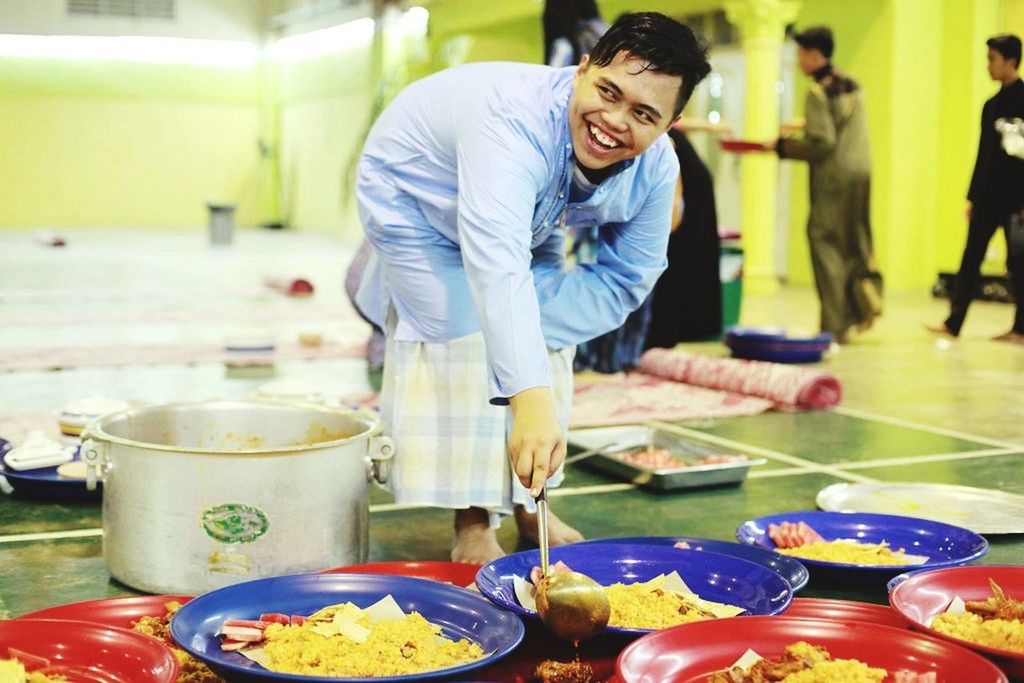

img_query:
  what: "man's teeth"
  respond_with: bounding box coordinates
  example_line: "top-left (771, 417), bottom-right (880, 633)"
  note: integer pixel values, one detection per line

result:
top-left (589, 124), bottom-right (619, 149)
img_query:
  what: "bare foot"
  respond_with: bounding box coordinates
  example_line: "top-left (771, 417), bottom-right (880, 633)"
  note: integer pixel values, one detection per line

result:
top-left (993, 330), bottom-right (1024, 344)
top-left (924, 322), bottom-right (955, 337)
top-left (451, 507), bottom-right (505, 564)
top-left (855, 315), bottom-right (876, 333)
top-left (514, 504), bottom-right (584, 547)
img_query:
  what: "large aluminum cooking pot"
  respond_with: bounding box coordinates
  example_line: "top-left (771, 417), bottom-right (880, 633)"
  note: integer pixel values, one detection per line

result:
top-left (80, 400), bottom-right (393, 595)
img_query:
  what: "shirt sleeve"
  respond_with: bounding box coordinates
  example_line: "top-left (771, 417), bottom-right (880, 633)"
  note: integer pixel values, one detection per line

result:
top-left (967, 101), bottom-right (990, 204)
top-left (533, 153), bottom-right (677, 349)
top-left (455, 107), bottom-right (552, 405)
top-left (778, 87), bottom-right (836, 161)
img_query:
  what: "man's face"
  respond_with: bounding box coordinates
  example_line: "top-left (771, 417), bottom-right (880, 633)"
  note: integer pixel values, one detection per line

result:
top-left (796, 46), bottom-right (822, 76)
top-left (988, 48), bottom-right (1013, 81)
top-left (568, 51), bottom-right (682, 172)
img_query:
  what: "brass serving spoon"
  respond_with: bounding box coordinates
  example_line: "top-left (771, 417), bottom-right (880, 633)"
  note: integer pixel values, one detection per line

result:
top-left (533, 488), bottom-right (610, 642)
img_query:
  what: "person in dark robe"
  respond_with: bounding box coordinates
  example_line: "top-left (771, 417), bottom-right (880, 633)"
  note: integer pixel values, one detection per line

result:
top-left (765, 26), bottom-right (881, 343)
top-left (645, 127), bottom-right (723, 347)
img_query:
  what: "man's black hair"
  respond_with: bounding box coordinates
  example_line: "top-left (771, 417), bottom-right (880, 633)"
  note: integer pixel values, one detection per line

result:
top-left (987, 34), bottom-right (1022, 69)
top-left (588, 12), bottom-right (711, 117)
top-left (793, 26), bottom-right (834, 60)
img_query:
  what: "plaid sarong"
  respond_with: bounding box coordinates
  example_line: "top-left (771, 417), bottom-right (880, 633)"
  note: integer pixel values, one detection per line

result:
top-left (380, 317), bottom-right (574, 521)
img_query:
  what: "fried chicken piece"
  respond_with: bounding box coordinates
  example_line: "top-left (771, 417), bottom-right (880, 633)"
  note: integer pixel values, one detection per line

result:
top-left (706, 642), bottom-right (831, 682)
top-left (965, 579), bottom-right (1024, 621)
top-left (534, 659), bottom-right (594, 683)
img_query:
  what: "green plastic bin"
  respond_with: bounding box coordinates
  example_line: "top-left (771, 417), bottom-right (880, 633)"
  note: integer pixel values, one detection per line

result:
top-left (720, 244), bottom-right (743, 330)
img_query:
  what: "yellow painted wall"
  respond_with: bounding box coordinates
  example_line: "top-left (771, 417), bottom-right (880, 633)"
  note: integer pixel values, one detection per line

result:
top-left (276, 48), bottom-right (375, 239)
top-left (3, 0), bottom-right (1018, 248)
top-left (0, 57), bottom-right (264, 229)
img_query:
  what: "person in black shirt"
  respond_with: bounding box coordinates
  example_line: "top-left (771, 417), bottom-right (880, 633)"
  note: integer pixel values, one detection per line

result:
top-left (928, 34), bottom-right (1024, 343)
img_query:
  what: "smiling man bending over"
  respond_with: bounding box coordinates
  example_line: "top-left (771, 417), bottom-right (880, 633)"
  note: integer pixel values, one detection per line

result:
top-left (354, 12), bottom-right (711, 563)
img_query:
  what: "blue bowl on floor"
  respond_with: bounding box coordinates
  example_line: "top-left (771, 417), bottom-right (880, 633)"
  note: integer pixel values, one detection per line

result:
top-left (475, 542), bottom-right (793, 635)
top-left (0, 440), bottom-right (100, 500)
top-left (576, 535), bottom-right (809, 593)
top-left (725, 327), bottom-right (833, 363)
top-left (170, 572), bottom-right (524, 683)
top-left (736, 511), bottom-right (989, 578)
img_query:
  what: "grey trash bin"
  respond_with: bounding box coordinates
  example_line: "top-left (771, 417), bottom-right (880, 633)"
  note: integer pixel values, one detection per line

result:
top-left (207, 203), bottom-right (235, 245)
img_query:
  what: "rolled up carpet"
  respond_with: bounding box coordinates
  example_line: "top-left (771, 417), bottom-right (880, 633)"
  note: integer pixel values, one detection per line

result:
top-left (638, 348), bottom-right (842, 409)
top-left (263, 276), bottom-right (314, 297)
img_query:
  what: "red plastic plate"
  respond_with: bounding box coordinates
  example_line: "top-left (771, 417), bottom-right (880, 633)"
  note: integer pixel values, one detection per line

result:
top-left (719, 139), bottom-right (767, 153)
top-left (18, 595), bottom-right (193, 631)
top-left (321, 560), bottom-right (481, 588)
top-left (0, 618), bottom-right (179, 683)
top-left (890, 565), bottom-right (1024, 677)
top-left (616, 616), bottom-right (1007, 682)
top-left (783, 597), bottom-right (909, 629)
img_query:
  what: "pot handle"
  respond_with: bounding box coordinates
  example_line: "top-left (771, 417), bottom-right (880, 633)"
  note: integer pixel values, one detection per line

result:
top-left (80, 438), bottom-right (109, 491)
top-left (366, 435), bottom-right (395, 485)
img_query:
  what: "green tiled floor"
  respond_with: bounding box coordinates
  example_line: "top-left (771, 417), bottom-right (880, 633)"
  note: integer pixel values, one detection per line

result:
top-left (0, 495), bottom-right (100, 536)
top-left (3, 229), bottom-right (1024, 675)
top-left (670, 411), bottom-right (997, 464)
top-left (856, 452), bottom-right (1024, 494)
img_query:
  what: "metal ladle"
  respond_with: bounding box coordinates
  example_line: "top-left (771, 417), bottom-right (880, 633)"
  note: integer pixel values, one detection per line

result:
top-left (533, 488), bottom-right (610, 642)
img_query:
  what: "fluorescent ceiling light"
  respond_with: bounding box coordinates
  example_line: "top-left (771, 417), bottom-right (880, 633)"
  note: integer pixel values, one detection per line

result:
top-left (400, 6), bottom-right (429, 37)
top-left (0, 34), bottom-right (258, 68)
top-left (273, 17), bottom-right (375, 63)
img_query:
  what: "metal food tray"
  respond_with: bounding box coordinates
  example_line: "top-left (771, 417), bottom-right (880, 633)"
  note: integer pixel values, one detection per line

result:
top-left (566, 425), bottom-right (765, 491)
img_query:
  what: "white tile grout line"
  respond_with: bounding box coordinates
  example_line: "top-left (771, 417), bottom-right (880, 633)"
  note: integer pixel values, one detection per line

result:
top-left (834, 406), bottom-right (1024, 450)
top-left (749, 466), bottom-right (816, 478)
top-left (0, 528), bottom-right (102, 544)
top-left (648, 420), bottom-right (878, 484)
top-left (23, 447), bottom-right (1022, 544)
top-left (369, 467), bottom-right (816, 512)
top-left (833, 447), bottom-right (1019, 471)
top-left (0, 468), bottom-right (818, 543)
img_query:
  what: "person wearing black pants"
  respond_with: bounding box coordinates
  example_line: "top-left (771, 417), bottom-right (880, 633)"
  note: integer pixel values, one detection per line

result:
top-left (942, 208), bottom-right (1024, 339)
top-left (929, 34), bottom-right (1024, 343)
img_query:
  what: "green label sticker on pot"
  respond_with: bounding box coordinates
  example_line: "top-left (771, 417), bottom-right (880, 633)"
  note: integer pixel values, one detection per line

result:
top-left (201, 503), bottom-right (269, 544)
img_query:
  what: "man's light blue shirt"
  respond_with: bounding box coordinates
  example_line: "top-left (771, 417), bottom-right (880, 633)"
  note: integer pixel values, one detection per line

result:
top-left (355, 62), bottom-right (678, 404)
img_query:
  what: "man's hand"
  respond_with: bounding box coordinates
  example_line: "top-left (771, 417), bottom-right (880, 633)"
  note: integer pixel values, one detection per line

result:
top-left (507, 387), bottom-right (565, 497)
top-left (780, 118), bottom-right (806, 136)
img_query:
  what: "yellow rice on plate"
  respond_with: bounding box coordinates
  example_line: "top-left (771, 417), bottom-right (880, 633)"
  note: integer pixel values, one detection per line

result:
top-left (132, 601), bottom-right (224, 683)
top-left (776, 660), bottom-right (887, 683)
top-left (0, 659), bottom-right (65, 682)
top-left (606, 579), bottom-right (744, 629)
top-left (777, 540), bottom-right (917, 566)
top-left (260, 612), bottom-right (484, 677)
top-left (707, 641), bottom-right (886, 683)
top-left (931, 611), bottom-right (1024, 654)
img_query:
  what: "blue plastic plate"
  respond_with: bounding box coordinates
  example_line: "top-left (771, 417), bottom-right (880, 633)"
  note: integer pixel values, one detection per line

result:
top-left (724, 327), bottom-right (833, 364)
top-left (169, 573), bottom-right (524, 683)
top-left (736, 511), bottom-right (988, 574)
top-left (0, 441), bottom-right (100, 500)
top-left (475, 542), bottom-right (792, 635)
top-left (724, 326), bottom-right (788, 341)
top-left (577, 536), bottom-right (809, 593)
